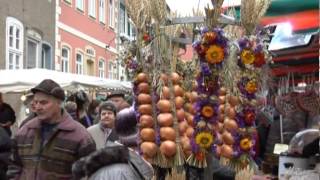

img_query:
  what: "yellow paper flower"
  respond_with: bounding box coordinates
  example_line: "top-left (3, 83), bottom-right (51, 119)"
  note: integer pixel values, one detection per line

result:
top-left (201, 105), bottom-right (214, 118)
top-left (240, 138), bottom-right (252, 151)
top-left (195, 132), bottom-right (214, 149)
top-left (205, 45), bottom-right (225, 64)
top-left (245, 80), bottom-right (257, 94)
top-left (240, 49), bottom-right (255, 65)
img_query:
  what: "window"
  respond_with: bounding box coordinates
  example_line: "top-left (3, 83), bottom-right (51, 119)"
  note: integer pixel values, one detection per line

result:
top-left (76, 52), bottom-right (83, 74)
top-left (76, 0), bottom-right (84, 11)
top-left (98, 59), bottom-right (105, 78)
top-left (108, 0), bottom-right (114, 27)
top-left (99, 0), bottom-right (105, 23)
top-left (88, 0), bottom-right (96, 18)
top-left (26, 39), bottom-right (40, 69)
top-left (61, 47), bottom-right (70, 72)
top-left (108, 61), bottom-right (113, 79)
top-left (6, 17), bottom-right (23, 70)
top-left (119, 3), bottom-right (125, 34)
top-left (41, 43), bottom-right (52, 69)
top-left (63, 0), bottom-right (72, 5)
top-left (113, 62), bottom-right (117, 79)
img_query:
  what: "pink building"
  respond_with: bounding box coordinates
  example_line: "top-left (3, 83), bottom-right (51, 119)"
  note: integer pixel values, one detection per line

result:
top-left (56, 0), bottom-right (119, 79)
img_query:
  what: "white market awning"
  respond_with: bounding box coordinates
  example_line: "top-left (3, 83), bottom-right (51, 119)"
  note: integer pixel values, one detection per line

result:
top-left (0, 68), bottom-right (132, 93)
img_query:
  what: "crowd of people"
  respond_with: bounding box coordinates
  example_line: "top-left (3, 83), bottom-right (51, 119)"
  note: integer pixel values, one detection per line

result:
top-left (1, 79), bottom-right (318, 180)
top-left (0, 79), bottom-right (153, 180)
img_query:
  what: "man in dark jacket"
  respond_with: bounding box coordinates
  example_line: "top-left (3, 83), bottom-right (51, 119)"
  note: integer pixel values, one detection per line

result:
top-left (0, 93), bottom-right (16, 136)
top-left (7, 79), bottom-right (96, 180)
top-left (0, 126), bottom-right (12, 180)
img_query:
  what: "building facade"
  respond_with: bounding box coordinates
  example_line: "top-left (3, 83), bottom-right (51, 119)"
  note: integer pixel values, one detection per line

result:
top-left (57, 0), bottom-right (119, 79)
top-left (0, 0), bottom-right (56, 71)
top-left (0, 0), bottom-right (132, 80)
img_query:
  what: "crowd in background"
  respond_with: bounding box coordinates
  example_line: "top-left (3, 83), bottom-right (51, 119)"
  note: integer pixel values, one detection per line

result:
top-left (0, 79), bottom-right (153, 180)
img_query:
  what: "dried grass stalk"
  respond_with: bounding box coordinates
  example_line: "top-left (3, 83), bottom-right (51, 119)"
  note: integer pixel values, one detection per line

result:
top-left (205, 0), bottom-right (224, 27)
top-left (240, 0), bottom-right (271, 34)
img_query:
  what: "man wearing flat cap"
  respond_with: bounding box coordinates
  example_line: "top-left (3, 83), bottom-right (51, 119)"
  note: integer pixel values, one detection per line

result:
top-left (7, 79), bottom-right (96, 180)
top-left (106, 91), bottom-right (130, 112)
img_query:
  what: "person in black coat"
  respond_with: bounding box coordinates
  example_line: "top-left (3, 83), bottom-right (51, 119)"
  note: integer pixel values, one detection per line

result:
top-left (0, 126), bottom-right (13, 180)
top-left (0, 93), bottom-right (16, 136)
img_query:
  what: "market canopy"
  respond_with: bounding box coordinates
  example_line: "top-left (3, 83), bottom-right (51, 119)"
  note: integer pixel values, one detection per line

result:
top-left (0, 68), bottom-right (132, 93)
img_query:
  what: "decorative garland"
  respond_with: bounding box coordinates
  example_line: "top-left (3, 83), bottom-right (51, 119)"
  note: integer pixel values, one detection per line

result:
top-left (187, 27), bottom-right (229, 168)
top-left (219, 34), bottom-right (271, 171)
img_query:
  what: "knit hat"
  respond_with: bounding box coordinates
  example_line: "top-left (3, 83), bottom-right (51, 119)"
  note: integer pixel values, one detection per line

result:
top-left (31, 79), bottom-right (65, 100)
top-left (115, 107), bottom-right (138, 147)
top-left (99, 101), bottom-right (117, 116)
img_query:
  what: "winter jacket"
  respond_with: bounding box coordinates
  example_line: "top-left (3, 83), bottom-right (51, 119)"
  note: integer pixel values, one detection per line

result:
top-left (87, 124), bottom-right (118, 149)
top-left (0, 126), bottom-right (12, 180)
top-left (7, 110), bottom-right (96, 180)
top-left (72, 141), bottom-right (153, 180)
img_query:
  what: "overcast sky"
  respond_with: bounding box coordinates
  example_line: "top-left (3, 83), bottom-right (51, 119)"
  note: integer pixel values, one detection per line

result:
top-left (166, 0), bottom-right (241, 16)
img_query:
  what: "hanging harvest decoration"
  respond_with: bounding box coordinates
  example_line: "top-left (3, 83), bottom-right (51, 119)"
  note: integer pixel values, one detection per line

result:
top-left (187, 27), bottom-right (229, 168)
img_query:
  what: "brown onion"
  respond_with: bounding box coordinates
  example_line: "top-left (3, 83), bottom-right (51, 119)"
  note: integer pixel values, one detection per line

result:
top-left (174, 85), bottom-right (184, 97)
top-left (140, 128), bottom-right (155, 142)
top-left (175, 96), bottom-right (185, 109)
top-left (160, 127), bottom-right (176, 141)
top-left (161, 86), bottom-right (171, 99)
top-left (228, 95), bottom-right (239, 107)
top-left (137, 93), bottom-right (152, 105)
top-left (227, 107), bottom-right (236, 119)
top-left (224, 119), bottom-right (238, 132)
top-left (181, 136), bottom-right (191, 151)
top-left (222, 131), bottom-right (235, 145)
top-left (214, 122), bottom-right (224, 133)
top-left (138, 104), bottom-right (152, 115)
top-left (186, 113), bottom-right (194, 126)
top-left (218, 105), bottom-right (225, 114)
top-left (137, 83), bottom-right (150, 94)
top-left (219, 87), bottom-right (227, 96)
top-left (157, 99), bottom-right (171, 113)
top-left (189, 91), bottom-right (198, 103)
top-left (221, 144), bottom-right (234, 159)
top-left (140, 142), bottom-right (157, 158)
top-left (179, 120), bottom-right (189, 134)
top-left (139, 115), bottom-right (154, 128)
top-left (186, 127), bottom-right (194, 138)
top-left (160, 140), bottom-right (177, 157)
top-left (171, 72), bottom-right (181, 84)
top-left (219, 96), bottom-right (226, 104)
top-left (157, 113), bottom-right (173, 127)
top-left (176, 108), bottom-right (185, 122)
top-left (136, 73), bottom-right (148, 83)
top-left (160, 73), bottom-right (169, 85)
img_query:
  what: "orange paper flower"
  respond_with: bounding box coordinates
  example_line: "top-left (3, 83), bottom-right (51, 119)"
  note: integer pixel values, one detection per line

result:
top-left (240, 138), bottom-right (252, 151)
top-left (201, 105), bottom-right (214, 118)
top-left (245, 80), bottom-right (257, 94)
top-left (240, 49), bottom-right (255, 65)
top-left (205, 45), bottom-right (225, 64)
